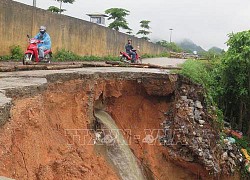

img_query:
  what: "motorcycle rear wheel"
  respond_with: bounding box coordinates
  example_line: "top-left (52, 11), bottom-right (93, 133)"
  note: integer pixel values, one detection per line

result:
top-left (43, 53), bottom-right (52, 63)
top-left (136, 58), bottom-right (142, 64)
top-left (120, 56), bottom-right (127, 62)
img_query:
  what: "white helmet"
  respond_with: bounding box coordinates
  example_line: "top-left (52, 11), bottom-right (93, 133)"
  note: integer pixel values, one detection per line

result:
top-left (39, 26), bottom-right (46, 34)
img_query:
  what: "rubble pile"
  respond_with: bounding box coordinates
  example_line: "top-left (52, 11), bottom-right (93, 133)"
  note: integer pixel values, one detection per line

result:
top-left (160, 84), bottom-right (242, 176)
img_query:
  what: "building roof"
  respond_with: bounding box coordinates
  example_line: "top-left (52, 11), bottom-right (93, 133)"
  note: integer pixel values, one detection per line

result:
top-left (86, 13), bottom-right (108, 17)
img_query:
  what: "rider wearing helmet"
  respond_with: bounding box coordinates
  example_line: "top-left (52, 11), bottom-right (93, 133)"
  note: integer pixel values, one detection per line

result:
top-left (125, 38), bottom-right (136, 62)
top-left (34, 26), bottom-right (51, 59)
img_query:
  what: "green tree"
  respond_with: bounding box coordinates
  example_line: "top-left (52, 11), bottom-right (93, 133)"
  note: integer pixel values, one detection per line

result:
top-left (55, 0), bottom-right (75, 14)
top-left (156, 40), bottom-right (182, 52)
top-left (47, 6), bottom-right (65, 13)
top-left (140, 36), bottom-right (150, 41)
top-left (126, 30), bottom-right (133, 35)
top-left (105, 8), bottom-right (131, 31)
top-left (137, 20), bottom-right (151, 41)
top-left (217, 31), bottom-right (250, 136)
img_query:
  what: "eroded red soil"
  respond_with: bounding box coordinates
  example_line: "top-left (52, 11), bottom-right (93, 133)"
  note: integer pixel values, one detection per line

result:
top-left (0, 78), bottom-right (241, 180)
top-left (0, 80), bottom-right (119, 180)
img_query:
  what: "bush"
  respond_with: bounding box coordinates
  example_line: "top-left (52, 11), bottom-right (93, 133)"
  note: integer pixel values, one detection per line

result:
top-left (210, 30), bottom-right (250, 136)
top-left (141, 52), bottom-right (170, 59)
top-left (141, 54), bottom-right (155, 58)
top-left (53, 49), bottom-right (119, 61)
top-left (53, 49), bottom-right (81, 61)
top-left (10, 45), bottom-right (23, 60)
top-left (0, 45), bottom-right (23, 61)
top-left (177, 31), bottom-right (250, 177)
top-left (158, 51), bottom-right (170, 57)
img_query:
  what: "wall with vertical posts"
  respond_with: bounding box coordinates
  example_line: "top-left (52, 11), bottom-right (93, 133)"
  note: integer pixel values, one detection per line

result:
top-left (0, 0), bottom-right (166, 56)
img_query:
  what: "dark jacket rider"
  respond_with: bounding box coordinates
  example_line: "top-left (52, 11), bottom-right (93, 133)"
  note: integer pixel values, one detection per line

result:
top-left (125, 39), bottom-right (136, 62)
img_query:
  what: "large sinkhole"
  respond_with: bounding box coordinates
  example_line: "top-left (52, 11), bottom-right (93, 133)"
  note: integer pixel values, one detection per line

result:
top-left (0, 72), bottom-right (241, 180)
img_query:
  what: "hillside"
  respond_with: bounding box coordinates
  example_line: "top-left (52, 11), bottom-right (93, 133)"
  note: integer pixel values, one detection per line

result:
top-left (208, 46), bottom-right (224, 54)
top-left (177, 39), bottom-right (206, 53)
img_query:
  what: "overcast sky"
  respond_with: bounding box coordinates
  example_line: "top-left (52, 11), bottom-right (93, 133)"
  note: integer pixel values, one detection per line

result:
top-left (13, 0), bottom-right (250, 50)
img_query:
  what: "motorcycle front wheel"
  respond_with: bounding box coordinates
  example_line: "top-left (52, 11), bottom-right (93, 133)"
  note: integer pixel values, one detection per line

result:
top-left (23, 53), bottom-right (33, 65)
top-left (120, 56), bottom-right (131, 63)
top-left (120, 56), bottom-right (126, 62)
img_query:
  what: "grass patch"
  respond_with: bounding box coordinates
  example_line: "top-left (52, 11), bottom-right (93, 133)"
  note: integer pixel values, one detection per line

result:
top-left (0, 45), bottom-right (23, 61)
top-left (54, 49), bottom-right (170, 61)
top-left (0, 55), bottom-right (12, 61)
top-left (0, 47), bottom-right (170, 62)
top-left (53, 49), bottom-right (119, 61)
top-left (178, 59), bottom-right (211, 87)
top-left (141, 51), bottom-right (170, 59)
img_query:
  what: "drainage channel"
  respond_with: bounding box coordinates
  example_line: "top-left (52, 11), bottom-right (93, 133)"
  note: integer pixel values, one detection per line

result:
top-left (94, 109), bottom-right (146, 180)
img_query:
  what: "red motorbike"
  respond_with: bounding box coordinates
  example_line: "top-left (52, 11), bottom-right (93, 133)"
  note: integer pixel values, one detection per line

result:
top-left (119, 49), bottom-right (142, 64)
top-left (23, 35), bottom-right (52, 65)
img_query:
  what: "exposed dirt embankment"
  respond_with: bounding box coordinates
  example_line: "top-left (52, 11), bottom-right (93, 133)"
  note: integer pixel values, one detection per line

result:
top-left (0, 79), bottom-right (120, 180)
top-left (0, 69), bottom-right (241, 180)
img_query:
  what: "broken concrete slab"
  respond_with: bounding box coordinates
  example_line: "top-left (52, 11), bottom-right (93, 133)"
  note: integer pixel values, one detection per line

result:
top-left (0, 92), bottom-right (11, 126)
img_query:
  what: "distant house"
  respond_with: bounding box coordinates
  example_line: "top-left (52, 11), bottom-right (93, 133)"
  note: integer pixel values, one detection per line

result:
top-left (86, 13), bottom-right (108, 26)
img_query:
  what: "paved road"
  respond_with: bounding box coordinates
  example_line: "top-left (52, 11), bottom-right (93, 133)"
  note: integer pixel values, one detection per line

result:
top-left (0, 58), bottom-right (185, 73)
top-left (0, 57), bottom-right (186, 70)
top-left (142, 57), bottom-right (186, 67)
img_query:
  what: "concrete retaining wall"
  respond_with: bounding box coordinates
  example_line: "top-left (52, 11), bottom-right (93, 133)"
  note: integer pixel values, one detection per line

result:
top-left (0, 0), bottom-right (165, 56)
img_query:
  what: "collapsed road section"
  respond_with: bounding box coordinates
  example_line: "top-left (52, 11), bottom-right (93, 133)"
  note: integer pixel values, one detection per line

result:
top-left (0, 67), bottom-right (241, 179)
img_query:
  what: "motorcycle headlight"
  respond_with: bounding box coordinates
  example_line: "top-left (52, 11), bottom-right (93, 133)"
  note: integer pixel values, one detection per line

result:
top-left (30, 39), bottom-right (36, 43)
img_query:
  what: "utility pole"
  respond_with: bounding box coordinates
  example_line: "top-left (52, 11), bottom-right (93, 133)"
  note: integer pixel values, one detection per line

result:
top-left (32, 0), bottom-right (36, 37)
top-left (33, 0), bottom-right (36, 7)
top-left (60, 0), bottom-right (63, 14)
top-left (169, 28), bottom-right (173, 43)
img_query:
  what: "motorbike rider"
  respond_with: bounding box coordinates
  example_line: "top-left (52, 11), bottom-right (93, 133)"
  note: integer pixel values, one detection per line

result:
top-left (125, 39), bottom-right (136, 62)
top-left (34, 26), bottom-right (51, 59)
